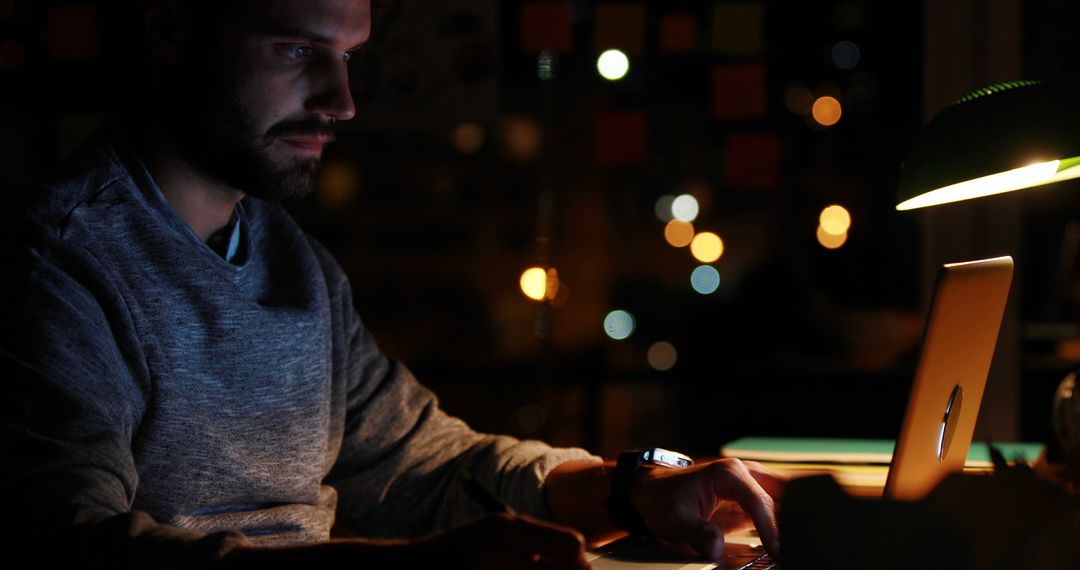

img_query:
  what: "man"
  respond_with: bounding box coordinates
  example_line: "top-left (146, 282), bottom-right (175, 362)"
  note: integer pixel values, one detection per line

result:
top-left (1, 1), bottom-right (782, 567)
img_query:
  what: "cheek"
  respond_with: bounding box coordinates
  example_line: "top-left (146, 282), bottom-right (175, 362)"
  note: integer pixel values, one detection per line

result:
top-left (230, 67), bottom-right (307, 132)
top-left (225, 44), bottom-right (310, 129)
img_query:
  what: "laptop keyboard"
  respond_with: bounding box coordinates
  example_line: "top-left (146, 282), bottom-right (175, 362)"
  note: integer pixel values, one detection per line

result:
top-left (731, 545), bottom-right (777, 570)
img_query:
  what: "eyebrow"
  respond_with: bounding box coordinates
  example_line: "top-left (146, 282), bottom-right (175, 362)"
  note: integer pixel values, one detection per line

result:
top-left (264, 27), bottom-right (367, 51)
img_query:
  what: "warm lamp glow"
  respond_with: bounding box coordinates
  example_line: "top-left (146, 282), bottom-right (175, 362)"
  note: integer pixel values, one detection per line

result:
top-left (896, 82), bottom-right (1080, 211)
top-left (896, 159), bottom-right (1080, 211)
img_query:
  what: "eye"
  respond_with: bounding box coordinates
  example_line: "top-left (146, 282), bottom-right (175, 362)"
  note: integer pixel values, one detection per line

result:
top-left (278, 44), bottom-right (312, 61)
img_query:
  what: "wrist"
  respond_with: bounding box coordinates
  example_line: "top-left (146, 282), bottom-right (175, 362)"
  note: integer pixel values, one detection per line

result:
top-left (604, 448), bottom-right (693, 537)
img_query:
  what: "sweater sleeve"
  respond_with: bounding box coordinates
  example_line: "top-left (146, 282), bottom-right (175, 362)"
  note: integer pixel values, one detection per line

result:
top-left (321, 266), bottom-right (602, 539)
top-left (0, 242), bottom-right (249, 567)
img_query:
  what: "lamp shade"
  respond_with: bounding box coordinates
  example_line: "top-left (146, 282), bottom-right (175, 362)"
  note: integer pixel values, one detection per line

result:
top-left (897, 81), bottom-right (1080, 211)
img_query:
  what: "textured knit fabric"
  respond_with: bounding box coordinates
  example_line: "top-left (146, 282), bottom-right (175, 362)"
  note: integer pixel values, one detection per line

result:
top-left (0, 127), bottom-right (600, 565)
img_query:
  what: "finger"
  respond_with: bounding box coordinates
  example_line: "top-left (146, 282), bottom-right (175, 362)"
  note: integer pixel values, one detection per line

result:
top-left (742, 460), bottom-right (788, 501)
top-left (504, 515), bottom-right (589, 570)
top-left (681, 521), bottom-right (726, 561)
top-left (705, 460), bottom-right (780, 557)
top-left (708, 500), bottom-right (754, 535)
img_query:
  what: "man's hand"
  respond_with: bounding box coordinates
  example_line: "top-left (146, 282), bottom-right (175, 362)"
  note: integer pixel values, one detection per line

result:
top-left (629, 458), bottom-right (785, 559)
top-left (414, 513), bottom-right (591, 570)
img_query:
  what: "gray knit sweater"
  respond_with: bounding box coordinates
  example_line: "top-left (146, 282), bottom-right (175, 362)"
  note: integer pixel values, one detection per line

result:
top-left (0, 127), bottom-right (598, 566)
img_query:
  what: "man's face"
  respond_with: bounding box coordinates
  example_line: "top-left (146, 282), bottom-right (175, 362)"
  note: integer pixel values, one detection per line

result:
top-left (163, 0), bottom-right (371, 201)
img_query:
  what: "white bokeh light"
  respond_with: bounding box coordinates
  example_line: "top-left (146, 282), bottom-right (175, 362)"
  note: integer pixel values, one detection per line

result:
top-left (671, 194), bottom-right (700, 222)
top-left (597, 49), bottom-right (630, 81)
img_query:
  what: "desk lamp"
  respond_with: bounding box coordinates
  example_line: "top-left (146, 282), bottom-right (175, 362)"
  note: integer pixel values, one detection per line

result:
top-left (896, 80), bottom-right (1080, 485)
top-left (896, 81), bottom-right (1080, 211)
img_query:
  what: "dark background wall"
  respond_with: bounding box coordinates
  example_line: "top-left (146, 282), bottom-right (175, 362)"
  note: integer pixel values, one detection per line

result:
top-left (2, 0), bottom-right (1077, 459)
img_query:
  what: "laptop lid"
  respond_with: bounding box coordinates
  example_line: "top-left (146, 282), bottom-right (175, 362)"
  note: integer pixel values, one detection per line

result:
top-left (883, 255), bottom-right (1013, 500)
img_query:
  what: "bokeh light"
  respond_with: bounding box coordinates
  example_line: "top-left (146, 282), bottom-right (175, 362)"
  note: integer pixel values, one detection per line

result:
top-left (816, 226), bottom-right (849, 249)
top-left (316, 160), bottom-right (360, 209)
top-left (690, 232), bottom-right (724, 263)
top-left (604, 310), bottom-right (635, 340)
top-left (520, 267), bottom-right (560, 301)
top-left (520, 267), bottom-right (547, 301)
top-left (647, 342), bottom-right (678, 371)
top-left (597, 49), bottom-right (630, 80)
top-left (671, 194), bottom-right (700, 222)
top-left (819, 205), bottom-right (852, 235)
top-left (830, 41), bottom-right (861, 70)
top-left (664, 220), bottom-right (695, 248)
top-left (690, 265), bottom-right (721, 294)
top-left (654, 195), bottom-right (675, 222)
top-left (452, 123), bottom-right (485, 155)
top-left (500, 116), bottom-right (542, 162)
top-left (537, 49), bottom-right (558, 81)
top-left (785, 85), bottom-right (814, 115)
top-left (811, 96), bottom-right (843, 126)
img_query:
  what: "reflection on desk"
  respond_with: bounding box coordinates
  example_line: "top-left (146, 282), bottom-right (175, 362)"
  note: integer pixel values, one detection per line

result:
top-left (588, 536), bottom-right (774, 570)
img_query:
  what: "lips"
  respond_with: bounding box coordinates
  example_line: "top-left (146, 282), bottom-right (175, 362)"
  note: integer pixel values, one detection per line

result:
top-left (281, 137), bottom-right (330, 154)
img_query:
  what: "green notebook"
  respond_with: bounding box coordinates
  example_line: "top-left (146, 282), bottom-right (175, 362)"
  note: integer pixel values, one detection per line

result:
top-left (721, 436), bottom-right (1046, 468)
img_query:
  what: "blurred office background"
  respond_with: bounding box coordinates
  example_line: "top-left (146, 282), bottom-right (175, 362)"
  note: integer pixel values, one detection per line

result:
top-left (3, 0), bottom-right (1080, 459)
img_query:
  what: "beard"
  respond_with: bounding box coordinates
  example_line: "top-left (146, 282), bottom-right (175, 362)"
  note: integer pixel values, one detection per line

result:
top-left (160, 64), bottom-right (334, 202)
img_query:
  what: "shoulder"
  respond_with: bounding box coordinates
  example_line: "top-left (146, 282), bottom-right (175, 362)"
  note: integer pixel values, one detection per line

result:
top-left (18, 125), bottom-right (147, 248)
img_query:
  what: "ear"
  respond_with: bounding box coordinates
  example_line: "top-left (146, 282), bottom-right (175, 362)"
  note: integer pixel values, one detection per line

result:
top-left (143, 0), bottom-right (188, 65)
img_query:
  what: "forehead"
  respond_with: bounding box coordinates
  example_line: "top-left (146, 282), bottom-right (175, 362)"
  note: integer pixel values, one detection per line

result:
top-left (239, 0), bottom-right (372, 45)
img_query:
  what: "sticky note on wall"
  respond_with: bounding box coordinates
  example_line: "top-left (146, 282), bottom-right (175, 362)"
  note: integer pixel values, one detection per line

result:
top-left (712, 64), bottom-right (767, 119)
top-left (522, 1), bottom-right (573, 54)
top-left (593, 3), bottom-right (647, 54)
top-left (725, 132), bottom-right (782, 190)
top-left (711, 3), bottom-right (763, 55)
top-left (659, 13), bottom-right (697, 53)
top-left (594, 111), bottom-right (648, 166)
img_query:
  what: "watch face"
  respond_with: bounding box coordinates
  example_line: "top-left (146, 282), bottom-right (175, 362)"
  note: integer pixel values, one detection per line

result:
top-left (647, 448), bottom-right (693, 469)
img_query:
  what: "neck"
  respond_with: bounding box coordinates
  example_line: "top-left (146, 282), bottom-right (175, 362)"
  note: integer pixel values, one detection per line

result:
top-left (135, 128), bottom-right (245, 243)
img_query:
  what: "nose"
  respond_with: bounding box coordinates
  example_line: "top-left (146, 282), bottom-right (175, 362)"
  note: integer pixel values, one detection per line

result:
top-left (305, 57), bottom-right (356, 122)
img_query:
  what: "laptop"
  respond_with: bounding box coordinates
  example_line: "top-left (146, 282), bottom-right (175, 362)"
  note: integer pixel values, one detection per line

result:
top-left (587, 256), bottom-right (1015, 569)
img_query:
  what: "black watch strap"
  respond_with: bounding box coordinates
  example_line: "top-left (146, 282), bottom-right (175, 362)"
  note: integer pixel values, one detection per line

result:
top-left (603, 448), bottom-right (693, 537)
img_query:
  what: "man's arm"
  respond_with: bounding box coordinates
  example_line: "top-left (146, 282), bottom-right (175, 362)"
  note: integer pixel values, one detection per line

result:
top-left (224, 514), bottom-right (589, 569)
top-left (310, 242), bottom-right (601, 537)
top-left (544, 458), bottom-right (784, 558)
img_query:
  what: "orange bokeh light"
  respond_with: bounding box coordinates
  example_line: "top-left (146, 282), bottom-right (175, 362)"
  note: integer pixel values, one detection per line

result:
top-left (664, 220), bottom-right (695, 248)
top-left (811, 96), bottom-right (842, 126)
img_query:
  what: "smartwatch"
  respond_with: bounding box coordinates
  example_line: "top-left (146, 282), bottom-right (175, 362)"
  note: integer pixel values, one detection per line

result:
top-left (603, 448), bottom-right (693, 537)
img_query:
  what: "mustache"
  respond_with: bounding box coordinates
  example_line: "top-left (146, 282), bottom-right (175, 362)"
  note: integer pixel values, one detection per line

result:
top-left (266, 119), bottom-right (337, 142)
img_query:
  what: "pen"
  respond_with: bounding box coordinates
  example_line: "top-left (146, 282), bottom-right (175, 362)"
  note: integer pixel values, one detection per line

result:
top-left (461, 470), bottom-right (516, 516)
